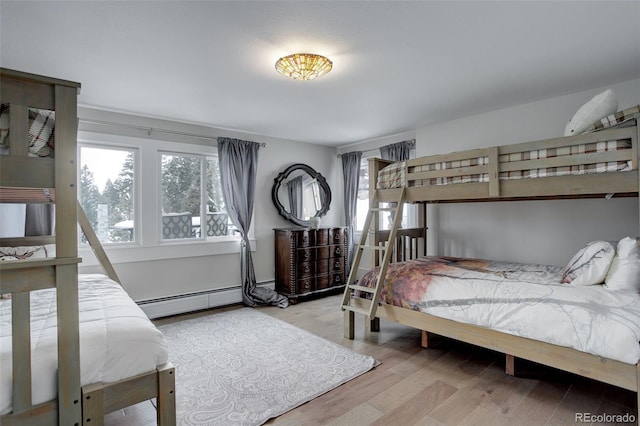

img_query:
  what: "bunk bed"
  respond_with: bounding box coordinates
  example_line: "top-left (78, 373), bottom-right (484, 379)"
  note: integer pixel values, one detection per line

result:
top-left (342, 111), bottom-right (640, 409)
top-left (0, 68), bottom-right (176, 425)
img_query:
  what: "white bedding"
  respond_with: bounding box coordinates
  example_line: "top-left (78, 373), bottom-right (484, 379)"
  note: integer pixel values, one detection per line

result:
top-left (0, 274), bottom-right (169, 415)
top-left (358, 257), bottom-right (640, 364)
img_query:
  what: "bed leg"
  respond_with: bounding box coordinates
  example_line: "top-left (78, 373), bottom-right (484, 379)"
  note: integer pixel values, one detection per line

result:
top-left (344, 310), bottom-right (355, 339)
top-left (505, 354), bottom-right (515, 376)
top-left (365, 317), bottom-right (380, 332)
top-left (157, 362), bottom-right (176, 426)
top-left (421, 331), bottom-right (430, 348)
top-left (82, 383), bottom-right (105, 426)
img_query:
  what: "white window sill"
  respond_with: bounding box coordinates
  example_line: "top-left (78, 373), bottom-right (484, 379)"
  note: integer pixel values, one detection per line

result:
top-left (78, 236), bottom-right (254, 266)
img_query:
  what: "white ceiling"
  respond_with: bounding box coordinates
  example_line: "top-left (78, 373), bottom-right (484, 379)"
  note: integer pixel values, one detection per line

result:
top-left (1, 1), bottom-right (639, 146)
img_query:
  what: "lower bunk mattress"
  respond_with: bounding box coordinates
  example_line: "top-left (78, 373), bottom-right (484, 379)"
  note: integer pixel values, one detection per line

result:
top-left (357, 256), bottom-right (640, 364)
top-left (0, 274), bottom-right (169, 415)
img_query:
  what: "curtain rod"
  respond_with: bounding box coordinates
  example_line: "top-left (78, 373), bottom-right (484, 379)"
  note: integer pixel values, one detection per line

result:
top-left (79, 118), bottom-right (267, 147)
top-left (336, 139), bottom-right (415, 158)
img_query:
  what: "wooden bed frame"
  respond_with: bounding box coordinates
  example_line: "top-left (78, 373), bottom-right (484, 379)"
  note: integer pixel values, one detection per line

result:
top-left (344, 116), bottom-right (640, 410)
top-left (0, 68), bottom-right (176, 425)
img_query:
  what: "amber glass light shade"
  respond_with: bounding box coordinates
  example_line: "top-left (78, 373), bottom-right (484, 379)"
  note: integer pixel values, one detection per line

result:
top-left (275, 53), bottom-right (333, 81)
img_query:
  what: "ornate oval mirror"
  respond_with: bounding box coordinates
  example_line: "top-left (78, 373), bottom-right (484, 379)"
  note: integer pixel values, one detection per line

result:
top-left (272, 163), bottom-right (331, 227)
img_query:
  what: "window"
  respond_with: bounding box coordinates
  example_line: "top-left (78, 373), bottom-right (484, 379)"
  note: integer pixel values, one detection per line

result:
top-left (355, 155), bottom-right (412, 232)
top-left (160, 153), bottom-right (230, 240)
top-left (355, 156), bottom-right (369, 231)
top-left (79, 145), bottom-right (137, 244)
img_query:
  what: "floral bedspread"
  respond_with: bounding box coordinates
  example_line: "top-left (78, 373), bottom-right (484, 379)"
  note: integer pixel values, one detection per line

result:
top-left (358, 256), bottom-right (640, 364)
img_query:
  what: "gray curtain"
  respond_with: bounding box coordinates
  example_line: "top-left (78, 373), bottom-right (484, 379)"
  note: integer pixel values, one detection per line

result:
top-left (218, 138), bottom-right (288, 308)
top-left (341, 151), bottom-right (362, 270)
top-left (25, 204), bottom-right (54, 236)
top-left (287, 175), bottom-right (303, 218)
top-left (379, 140), bottom-right (414, 225)
top-left (379, 139), bottom-right (414, 162)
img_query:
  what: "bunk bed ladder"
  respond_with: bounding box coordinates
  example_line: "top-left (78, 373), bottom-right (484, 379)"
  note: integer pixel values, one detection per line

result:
top-left (341, 187), bottom-right (406, 319)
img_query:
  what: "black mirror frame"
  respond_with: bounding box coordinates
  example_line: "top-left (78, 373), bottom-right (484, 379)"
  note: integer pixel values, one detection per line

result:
top-left (271, 163), bottom-right (331, 227)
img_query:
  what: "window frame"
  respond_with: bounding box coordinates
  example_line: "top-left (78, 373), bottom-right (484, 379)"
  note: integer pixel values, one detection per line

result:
top-left (158, 150), bottom-right (207, 243)
top-left (78, 142), bottom-right (140, 246)
top-left (76, 131), bottom-right (245, 268)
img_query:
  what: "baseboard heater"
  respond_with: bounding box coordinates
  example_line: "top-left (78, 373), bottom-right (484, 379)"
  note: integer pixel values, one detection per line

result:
top-left (137, 281), bottom-right (275, 319)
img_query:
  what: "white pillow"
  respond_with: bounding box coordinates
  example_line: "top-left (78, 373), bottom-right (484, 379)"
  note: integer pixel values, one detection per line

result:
top-left (564, 89), bottom-right (618, 136)
top-left (561, 241), bottom-right (615, 286)
top-left (605, 237), bottom-right (640, 292)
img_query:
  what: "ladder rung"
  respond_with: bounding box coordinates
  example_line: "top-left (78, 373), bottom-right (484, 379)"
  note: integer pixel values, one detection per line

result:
top-left (371, 207), bottom-right (397, 212)
top-left (342, 305), bottom-right (371, 316)
top-left (359, 245), bottom-right (385, 251)
top-left (348, 284), bottom-right (375, 294)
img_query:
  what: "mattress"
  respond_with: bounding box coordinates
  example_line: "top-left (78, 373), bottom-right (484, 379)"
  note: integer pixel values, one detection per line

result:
top-left (377, 138), bottom-right (633, 189)
top-left (0, 274), bottom-right (169, 415)
top-left (357, 256), bottom-right (640, 364)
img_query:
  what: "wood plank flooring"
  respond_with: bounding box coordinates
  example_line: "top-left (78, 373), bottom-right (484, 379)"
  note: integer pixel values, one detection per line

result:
top-left (105, 294), bottom-right (638, 425)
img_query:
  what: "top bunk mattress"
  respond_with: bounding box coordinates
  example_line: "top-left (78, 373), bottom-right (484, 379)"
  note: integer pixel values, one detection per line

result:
top-left (357, 256), bottom-right (640, 365)
top-left (0, 274), bottom-right (169, 415)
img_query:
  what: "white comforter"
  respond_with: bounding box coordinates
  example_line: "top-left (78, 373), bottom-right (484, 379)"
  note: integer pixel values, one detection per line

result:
top-left (358, 257), bottom-right (640, 364)
top-left (0, 274), bottom-right (169, 415)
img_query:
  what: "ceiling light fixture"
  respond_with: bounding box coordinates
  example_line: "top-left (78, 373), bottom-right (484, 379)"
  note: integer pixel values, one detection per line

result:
top-left (275, 53), bottom-right (333, 81)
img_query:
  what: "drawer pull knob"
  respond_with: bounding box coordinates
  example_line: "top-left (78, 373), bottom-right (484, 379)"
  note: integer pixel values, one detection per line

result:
top-left (335, 248), bottom-right (341, 255)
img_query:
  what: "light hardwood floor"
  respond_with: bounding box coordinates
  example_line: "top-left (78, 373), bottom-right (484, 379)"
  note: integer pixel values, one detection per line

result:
top-left (105, 294), bottom-right (638, 425)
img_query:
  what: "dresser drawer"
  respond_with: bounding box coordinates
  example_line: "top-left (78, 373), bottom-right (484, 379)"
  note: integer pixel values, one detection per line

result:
top-left (331, 272), bottom-right (345, 286)
top-left (315, 259), bottom-right (329, 275)
top-left (297, 261), bottom-right (313, 278)
top-left (316, 246), bottom-right (330, 260)
top-left (317, 245), bottom-right (343, 259)
top-left (297, 247), bottom-right (313, 262)
top-left (316, 258), bottom-right (342, 274)
top-left (330, 258), bottom-right (344, 272)
top-left (297, 230), bottom-right (312, 247)
top-left (315, 228), bottom-right (329, 245)
top-left (297, 277), bottom-right (314, 294)
top-left (317, 272), bottom-right (345, 290)
top-left (316, 274), bottom-right (330, 290)
top-left (329, 244), bottom-right (344, 258)
top-left (331, 228), bottom-right (345, 245)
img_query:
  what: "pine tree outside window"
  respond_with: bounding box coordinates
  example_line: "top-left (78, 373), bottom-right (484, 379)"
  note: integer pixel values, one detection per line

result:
top-left (79, 146), bottom-right (137, 244)
top-left (160, 152), bottom-right (229, 240)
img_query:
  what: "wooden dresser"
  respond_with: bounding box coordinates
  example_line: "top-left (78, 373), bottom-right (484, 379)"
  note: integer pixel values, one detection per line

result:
top-left (274, 227), bottom-right (348, 303)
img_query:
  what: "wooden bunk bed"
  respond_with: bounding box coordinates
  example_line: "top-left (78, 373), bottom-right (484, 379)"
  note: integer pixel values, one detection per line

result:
top-left (342, 114), bottom-right (640, 409)
top-left (0, 68), bottom-right (176, 425)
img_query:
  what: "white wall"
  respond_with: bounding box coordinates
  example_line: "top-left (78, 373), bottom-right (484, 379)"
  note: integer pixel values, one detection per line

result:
top-left (416, 78), bottom-right (640, 266)
top-left (77, 108), bottom-right (342, 302)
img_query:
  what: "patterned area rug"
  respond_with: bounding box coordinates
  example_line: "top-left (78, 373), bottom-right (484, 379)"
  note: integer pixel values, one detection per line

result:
top-left (158, 308), bottom-right (378, 425)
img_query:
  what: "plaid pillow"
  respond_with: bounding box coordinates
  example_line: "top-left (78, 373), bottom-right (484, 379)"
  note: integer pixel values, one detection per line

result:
top-left (0, 104), bottom-right (56, 157)
top-left (28, 108), bottom-right (55, 157)
top-left (583, 104), bottom-right (640, 133)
